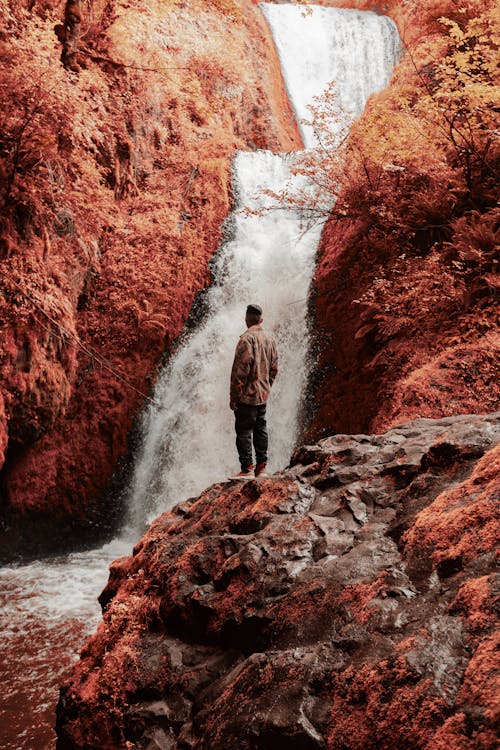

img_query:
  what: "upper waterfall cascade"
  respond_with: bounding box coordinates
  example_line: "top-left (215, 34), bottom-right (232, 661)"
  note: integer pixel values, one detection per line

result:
top-left (261, 4), bottom-right (401, 148)
top-left (0, 8), bottom-right (402, 749)
top-left (127, 4), bottom-right (402, 527)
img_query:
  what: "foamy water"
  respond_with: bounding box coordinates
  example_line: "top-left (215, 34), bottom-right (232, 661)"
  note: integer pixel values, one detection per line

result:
top-left (127, 6), bottom-right (401, 527)
top-left (261, 4), bottom-right (400, 146)
top-left (0, 538), bottom-right (130, 750)
top-left (0, 6), bottom-right (401, 749)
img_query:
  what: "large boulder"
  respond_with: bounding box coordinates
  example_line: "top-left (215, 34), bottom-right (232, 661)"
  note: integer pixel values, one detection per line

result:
top-left (57, 412), bottom-right (500, 749)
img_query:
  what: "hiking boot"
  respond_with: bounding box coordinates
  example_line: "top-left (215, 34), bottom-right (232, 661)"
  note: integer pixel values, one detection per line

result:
top-left (228, 466), bottom-right (254, 481)
top-left (254, 462), bottom-right (268, 478)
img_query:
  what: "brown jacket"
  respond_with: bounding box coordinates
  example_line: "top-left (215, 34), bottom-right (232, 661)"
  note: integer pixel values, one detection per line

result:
top-left (230, 325), bottom-right (278, 406)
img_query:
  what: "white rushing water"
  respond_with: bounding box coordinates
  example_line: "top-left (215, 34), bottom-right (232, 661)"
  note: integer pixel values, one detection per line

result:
top-left (0, 538), bottom-right (131, 750)
top-left (261, 4), bottom-right (401, 146)
top-left (0, 8), bottom-right (401, 749)
top-left (127, 4), bottom-right (401, 526)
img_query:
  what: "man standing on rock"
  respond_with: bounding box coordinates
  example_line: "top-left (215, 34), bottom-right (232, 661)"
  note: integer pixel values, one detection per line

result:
top-left (229, 304), bottom-right (278, 480)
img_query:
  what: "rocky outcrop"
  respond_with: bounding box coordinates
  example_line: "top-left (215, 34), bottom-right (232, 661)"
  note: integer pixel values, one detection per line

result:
top-left (0, 0), bottom-right (300, 556)
top-left (57, 413), bottom-right (500, 749)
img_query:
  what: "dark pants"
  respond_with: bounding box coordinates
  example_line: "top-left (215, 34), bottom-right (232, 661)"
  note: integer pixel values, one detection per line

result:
top-left (234, 403), bottom-right (268, 470)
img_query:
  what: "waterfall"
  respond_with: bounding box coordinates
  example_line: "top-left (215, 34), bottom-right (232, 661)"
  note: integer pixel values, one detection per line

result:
top-left (0, 8), bottom-right (402, 748)
top-left (261, 4), bottom-right (401, 148)
top-left (126, 5), bottom-right (401, 527)
top-left (126, 152), bottom-right (325, 527)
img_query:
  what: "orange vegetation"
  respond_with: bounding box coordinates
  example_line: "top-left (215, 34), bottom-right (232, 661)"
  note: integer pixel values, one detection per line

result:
top-left (0, 0), bottom-right (299, 551)
top-left (309, 0), bottom-right (499, 436)
top-left (403, 443), bottom-right (500, 569)
top-left (451, 576), bottom-right (496, 635)
top-left (328, 661), bottom-right (447, 750)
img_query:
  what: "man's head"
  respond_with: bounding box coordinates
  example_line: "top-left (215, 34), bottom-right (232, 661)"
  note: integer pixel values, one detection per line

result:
top-left (246, 303), bottom-right (263, 327)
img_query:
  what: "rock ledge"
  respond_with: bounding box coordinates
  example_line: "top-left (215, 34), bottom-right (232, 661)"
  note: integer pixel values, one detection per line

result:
top-left (57, 413), bottom-right (500, 749)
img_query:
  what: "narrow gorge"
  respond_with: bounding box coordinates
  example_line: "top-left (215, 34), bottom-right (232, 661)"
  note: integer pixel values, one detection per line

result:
top-left (126, 5), bottom-right (400, 528)
top-left (0, 1), bottom-right (498, 749)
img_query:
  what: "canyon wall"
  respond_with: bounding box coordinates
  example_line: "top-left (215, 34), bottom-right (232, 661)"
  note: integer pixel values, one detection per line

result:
top-left (56, 413), bottom-right (500, 749)
top-left (308, 0), bottom-right (499, 436)
top-left (2, 0), bottom-right (497, 553)
top-left (0, 0), bottom-right (300, 555)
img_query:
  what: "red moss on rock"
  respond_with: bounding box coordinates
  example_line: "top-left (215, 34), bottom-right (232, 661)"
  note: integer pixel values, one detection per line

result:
top-left (403, 443), bottom-right (500, 569)
top-left (457, 633), bottom-right (500, 734)
top-left (0, 0), bottom-right (300, 552)
top-left (327, 661), bottom-right (448, 750)
top-left (450, 576), bottom-right (497, 636)
top-left (56, 414), bottom-right (500, 749)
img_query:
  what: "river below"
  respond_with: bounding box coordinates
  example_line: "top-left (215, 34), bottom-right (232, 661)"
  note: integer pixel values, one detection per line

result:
top-left (0, 6), bottom-right (400, 748)
top-left (0, 539), bottom-right (131, 749)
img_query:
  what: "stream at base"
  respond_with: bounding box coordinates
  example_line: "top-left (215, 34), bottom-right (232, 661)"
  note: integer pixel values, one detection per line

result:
top-left (0, 539), bottom-right (131, 749)
top-left (0, 6), bottom-right (400, 748)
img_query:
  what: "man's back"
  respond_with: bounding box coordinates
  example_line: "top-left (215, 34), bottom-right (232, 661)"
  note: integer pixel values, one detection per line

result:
top-left (228, 305), bottom-right (278, 480)
top-left (230, 325), bottom-right (278, 406)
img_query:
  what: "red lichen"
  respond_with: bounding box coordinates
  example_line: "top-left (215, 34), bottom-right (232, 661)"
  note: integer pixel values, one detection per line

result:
top-left (335, 576), bottom-right (386, 624)
top-left (327, 660), bottom-right (448, 750)
top-left (403, 443), bottom-right (500, 567)
top-left (457, 633), bottom-right (500, 727)
top-left (0, 0), bottom-right (300, 543)
top-left (450, 576), bottom-right (497, 636)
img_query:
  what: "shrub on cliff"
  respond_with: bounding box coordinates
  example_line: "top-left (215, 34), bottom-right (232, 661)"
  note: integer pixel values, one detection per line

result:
top-left (300, 0), bottom-right (499, 434)
top-left (294, 2), bottom-right (498, 250)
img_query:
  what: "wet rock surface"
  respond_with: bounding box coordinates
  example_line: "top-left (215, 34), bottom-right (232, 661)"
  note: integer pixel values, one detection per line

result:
top-left (57, 413), bottom-right (500, 749)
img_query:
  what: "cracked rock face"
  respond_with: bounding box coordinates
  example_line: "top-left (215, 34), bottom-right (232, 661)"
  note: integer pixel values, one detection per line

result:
top-left (56, 414), bottom-right (500, 749)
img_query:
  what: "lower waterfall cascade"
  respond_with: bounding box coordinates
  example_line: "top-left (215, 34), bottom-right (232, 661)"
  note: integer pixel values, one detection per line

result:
top-left (126, 4), bottom-right (401, 527)
top-left (0, 6), bottom-right (401, 749)
top-left (125, 149), bottom-right (327, 528)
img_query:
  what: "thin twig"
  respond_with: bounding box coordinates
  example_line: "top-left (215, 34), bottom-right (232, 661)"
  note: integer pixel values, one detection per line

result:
top-left (5, 279), bottom-right (164, 409)
top-left (79, 47), bottom-right (192, 74)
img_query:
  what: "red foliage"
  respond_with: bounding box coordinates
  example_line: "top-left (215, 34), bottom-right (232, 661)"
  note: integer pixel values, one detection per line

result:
top-left (0, 0), bottom-right (300, 545)
top-left (328, 661), bottom-right (448, 750)
top-left (402, 443), bottom-right (500, 568)
top-left (308, 0), bottom-right (499, 436)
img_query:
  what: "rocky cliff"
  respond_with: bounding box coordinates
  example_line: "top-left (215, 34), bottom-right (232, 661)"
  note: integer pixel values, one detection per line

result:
top-left (309, 0), bottom-right (499, 437)
top-left (56, 413), bottom-right (500, 749)
top-left (0, 0), bottom-right (299, 556)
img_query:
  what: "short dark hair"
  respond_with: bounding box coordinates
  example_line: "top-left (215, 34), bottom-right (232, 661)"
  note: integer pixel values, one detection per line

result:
top-left (246, 304), bottom-right (262, 316)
